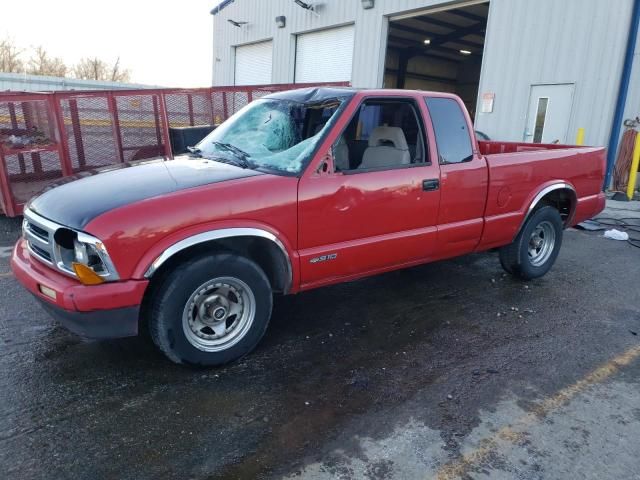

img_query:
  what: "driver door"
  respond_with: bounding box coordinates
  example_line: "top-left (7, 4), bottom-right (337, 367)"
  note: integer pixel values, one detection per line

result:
top-left (297, 95), bottom-right (441, 289)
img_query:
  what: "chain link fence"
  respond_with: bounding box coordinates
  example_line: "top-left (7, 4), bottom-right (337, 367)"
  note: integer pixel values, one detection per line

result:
top-left (0, 82), bottom-right (348, 216)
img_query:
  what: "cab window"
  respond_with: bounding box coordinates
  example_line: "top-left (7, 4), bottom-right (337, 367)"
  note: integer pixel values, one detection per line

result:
top-left (332, 99), bottom-right (427, 172)
top-left (425, 97), bottom-right (473, 164)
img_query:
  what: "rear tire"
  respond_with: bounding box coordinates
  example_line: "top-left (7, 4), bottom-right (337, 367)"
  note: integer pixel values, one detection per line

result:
top-left (499, 206), bottom-right (563, 280)
top-left (149, 253), bottom-right (272, 366)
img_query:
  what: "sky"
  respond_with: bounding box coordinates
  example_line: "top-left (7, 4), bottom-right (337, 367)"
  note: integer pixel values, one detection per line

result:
top-left (2, 0), bottom-right (218, 87)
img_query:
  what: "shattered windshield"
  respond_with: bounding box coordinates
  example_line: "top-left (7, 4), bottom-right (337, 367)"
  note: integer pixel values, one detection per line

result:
top-left (195, 98), bottom-right (344, 174)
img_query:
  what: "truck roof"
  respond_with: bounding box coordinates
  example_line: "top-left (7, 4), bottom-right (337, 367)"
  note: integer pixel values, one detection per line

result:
top-left (263, 87), bottom-right (459, 103)
top-left (264, 87), bottom-right (357, 103)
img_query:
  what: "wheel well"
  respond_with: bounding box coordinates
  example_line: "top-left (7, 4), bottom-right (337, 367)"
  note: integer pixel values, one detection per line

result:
top-left (534, 188), bottom-right (576, 225)
top-left (144, 236), bottom-right (290, 295)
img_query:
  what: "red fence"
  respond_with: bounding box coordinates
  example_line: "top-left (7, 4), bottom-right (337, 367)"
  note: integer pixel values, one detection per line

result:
top-left (0, 82), bottom-right (348, 217)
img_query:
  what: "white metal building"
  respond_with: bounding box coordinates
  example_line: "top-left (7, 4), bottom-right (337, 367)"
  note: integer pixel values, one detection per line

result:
top-left (212, 0), bottom-right (640, 182)
top-left (0, 72), bottom-right (155, 92)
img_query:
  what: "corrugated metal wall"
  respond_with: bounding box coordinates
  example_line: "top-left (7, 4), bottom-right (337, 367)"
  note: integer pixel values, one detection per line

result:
top-left (475, 0), bottom-right (634, 146)
top-left (0, 73), bottom-right (155, 92)
top-left (213, 0), bottom-right (360, 85)
top-left (213, 0), bottom-right (639, 146)
top-left (212, 0), bottom-right (472, 87)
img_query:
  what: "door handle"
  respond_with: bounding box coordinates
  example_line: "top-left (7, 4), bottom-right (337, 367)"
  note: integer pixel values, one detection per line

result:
top-left (422, 179), bottom-right (440, 191)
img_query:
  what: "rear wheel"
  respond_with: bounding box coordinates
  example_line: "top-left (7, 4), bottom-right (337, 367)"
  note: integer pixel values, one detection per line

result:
top-left (499, 206), bottom-right (564, 280)
top-left (149, 253), bottom-right (272, 366)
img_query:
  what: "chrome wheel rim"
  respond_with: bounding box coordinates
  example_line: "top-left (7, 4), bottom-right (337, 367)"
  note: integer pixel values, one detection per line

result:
top-left (528, 220), bottom-right (556, 267)
top-left (182, 276), bottom-right (255, 352)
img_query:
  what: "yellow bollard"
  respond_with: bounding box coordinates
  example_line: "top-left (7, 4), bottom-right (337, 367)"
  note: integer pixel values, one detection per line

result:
top-left (627, 131), bottom-right (640, 200)
top-left (576, 128), bottom-right (585, 146)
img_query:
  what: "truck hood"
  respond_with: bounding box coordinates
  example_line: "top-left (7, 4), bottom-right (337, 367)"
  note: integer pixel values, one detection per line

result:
top-left (28, 156), bottom-right (264, 229)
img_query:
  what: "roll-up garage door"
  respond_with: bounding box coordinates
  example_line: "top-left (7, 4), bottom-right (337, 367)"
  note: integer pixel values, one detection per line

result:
top-left (234, 41), bottom-right (273, 85)
top-left (295, 25), bottom-right (354, 83)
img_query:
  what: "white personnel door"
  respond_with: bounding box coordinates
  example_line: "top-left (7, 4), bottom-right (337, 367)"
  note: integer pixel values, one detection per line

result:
top-left (524, 84), bottom-right (575, 143)
top-left (295, 25), bottom-right (354, 83)
top-left (234, 41), bottom-right (273, 85)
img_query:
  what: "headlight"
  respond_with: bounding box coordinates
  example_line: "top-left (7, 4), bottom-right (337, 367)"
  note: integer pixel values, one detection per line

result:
top-left (23, 208), bottom-right (119, 285)
top-left (73, 239), bottom-right (89, 265)
top-left (73, 238), bottom-right (106, 272)
top-left (53, 230), bottom-right (120, 284)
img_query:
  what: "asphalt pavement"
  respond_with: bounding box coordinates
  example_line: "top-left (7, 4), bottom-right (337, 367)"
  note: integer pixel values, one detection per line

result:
top-left (0, 204), bottom-right (639, 479)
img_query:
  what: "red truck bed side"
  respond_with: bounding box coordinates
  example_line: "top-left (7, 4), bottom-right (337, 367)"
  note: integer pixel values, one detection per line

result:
top-left (477, 141), bottom-right (607, 251)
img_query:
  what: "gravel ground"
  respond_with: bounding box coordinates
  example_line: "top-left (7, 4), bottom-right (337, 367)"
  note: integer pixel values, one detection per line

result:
top-left (0, 203), bottom-right (639, 479)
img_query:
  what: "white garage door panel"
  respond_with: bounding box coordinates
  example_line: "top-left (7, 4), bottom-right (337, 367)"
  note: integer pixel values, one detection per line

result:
top-left (295, 25), bottom-right (354, 83)
top-left (235, 41), bottom-right (273, 86)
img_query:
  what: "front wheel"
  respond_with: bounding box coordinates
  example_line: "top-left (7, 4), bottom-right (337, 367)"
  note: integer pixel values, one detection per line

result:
top-left (149, 253), bottom-right (273, 366)
top-left (499, 206), bottom-right (564, 280)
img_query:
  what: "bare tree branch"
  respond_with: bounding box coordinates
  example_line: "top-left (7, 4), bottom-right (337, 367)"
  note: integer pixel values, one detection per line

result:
top-left (0, 37), bottom-right (24, 73)
top-left (110, 56), bottom-right (130, 82)
top-left (27, 46), bottom-right (68, 77)
top-left (74, 56), bottom-right (130, 82)
top-left (111, 57), bottom-right (121, 82)
top-left (0, 38), bottom-right (132, 82)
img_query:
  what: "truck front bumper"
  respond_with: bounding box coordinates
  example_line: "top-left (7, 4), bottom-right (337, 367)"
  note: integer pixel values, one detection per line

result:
top-left (11, 239), bottom-right (149, 339)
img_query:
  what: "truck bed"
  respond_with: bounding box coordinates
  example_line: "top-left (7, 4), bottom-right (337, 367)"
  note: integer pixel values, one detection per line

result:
top-left (476, 140), bottom-right (607, 251)
top-left (479, 141), bottom-right (606, 206)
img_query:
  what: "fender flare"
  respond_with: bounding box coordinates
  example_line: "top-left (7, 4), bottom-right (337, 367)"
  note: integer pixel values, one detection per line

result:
top-left (520, 182), bottom-right (577, 231)
top-left (143, 228), bottom-right (293, 293)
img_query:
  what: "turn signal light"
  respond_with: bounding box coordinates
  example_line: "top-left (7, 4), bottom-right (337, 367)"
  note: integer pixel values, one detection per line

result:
top-left (72, 262), bottom-right (105, 285)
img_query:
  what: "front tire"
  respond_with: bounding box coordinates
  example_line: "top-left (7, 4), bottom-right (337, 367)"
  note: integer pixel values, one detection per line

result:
top-left (149, 253), bottom-right (272, 366)
top-left (499, 206), bottom-right (564, 280)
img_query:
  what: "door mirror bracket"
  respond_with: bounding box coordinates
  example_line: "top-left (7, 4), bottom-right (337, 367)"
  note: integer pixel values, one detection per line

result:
top-left (316, 150), bottom-right (335, 176)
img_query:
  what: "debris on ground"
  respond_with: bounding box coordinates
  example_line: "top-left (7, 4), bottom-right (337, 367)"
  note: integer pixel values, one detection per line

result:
top-left (604, 229), bottom-right (630, 241)
top-left (576, 219), bottom-right (607, 231)
top-left (580, 215), bottom-right (640, 249)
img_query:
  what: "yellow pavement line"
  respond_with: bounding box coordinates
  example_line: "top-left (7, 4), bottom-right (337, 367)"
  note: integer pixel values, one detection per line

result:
top-left (435, 344), bottom-right (640, 480)
top-left (0, 271), bottom-right (12, 278)
top-left (0, 114), bottom-right (192, 129)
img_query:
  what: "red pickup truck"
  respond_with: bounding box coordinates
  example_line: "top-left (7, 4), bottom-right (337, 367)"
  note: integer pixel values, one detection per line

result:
top-left (11, 88), bottom-right (606, 366)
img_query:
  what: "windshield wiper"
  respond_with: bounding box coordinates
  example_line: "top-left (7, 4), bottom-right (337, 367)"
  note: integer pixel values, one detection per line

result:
top-left (191, 142), bottom-right (257, 169)
top-left (210, 141), bottom-right (252, 165)
top-left (187, 146), bottom-right (203, 157)
top-left (215, 156), bottom-right (251, 169)
top-left (188, 145), bottom-right (249, 169)
top-left (210, 141), bottom-right (249, 158)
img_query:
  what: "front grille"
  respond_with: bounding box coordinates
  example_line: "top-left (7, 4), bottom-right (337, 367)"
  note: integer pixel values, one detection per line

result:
top-left (29, 243), bottom-right (52, 262)
top-left (27, 223), bottom-right (49, 242)
top-left (23, 210), bottom-right (59, 267)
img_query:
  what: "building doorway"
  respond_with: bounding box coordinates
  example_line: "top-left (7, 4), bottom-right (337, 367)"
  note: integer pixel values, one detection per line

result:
top-left (384, 1), bottom-right (489, 116)
top-left (524, 84), bottom-right (575, 144)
